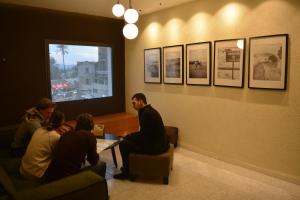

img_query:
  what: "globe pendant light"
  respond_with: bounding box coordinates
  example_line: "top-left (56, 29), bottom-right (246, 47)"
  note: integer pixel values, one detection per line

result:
top-left (112, 2), bottom-right (125, 17)
top-left (123, 23), bottom-right (139, 40)
top-left (124, 8), bottom-right (139, 23)
top-left (124, 0), bottom-right (139, 23)
top-left (112, 0), bottom-right (139, 39)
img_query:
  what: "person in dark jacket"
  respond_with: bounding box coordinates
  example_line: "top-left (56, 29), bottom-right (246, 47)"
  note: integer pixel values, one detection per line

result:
top-left (45, 113), bottom-right (106, 182)
top-left (114, 93), bottom-right (169, 179)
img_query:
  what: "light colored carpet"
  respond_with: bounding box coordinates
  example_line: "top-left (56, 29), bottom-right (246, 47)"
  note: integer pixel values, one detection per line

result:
top-left (99, 147), bottom-right (300, 200)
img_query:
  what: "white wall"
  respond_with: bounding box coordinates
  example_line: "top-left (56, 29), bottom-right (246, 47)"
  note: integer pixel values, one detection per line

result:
top-left (125, 0), bottom-right (300, 184)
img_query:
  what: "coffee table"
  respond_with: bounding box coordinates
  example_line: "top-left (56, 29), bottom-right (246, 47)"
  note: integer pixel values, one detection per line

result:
top-left (96, 133), bottom-right (121, 168)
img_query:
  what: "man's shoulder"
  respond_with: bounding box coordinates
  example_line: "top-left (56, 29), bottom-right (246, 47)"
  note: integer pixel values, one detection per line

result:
top-left (143, 105), bottom-right (160, 116)
top-left (74, 130), bottom-right (95, 139)
top-left (18, 119), bottom-right (41, 132)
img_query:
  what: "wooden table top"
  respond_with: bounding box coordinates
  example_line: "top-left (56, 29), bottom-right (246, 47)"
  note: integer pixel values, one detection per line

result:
top-left (66, 112), bottom-right (139, 137)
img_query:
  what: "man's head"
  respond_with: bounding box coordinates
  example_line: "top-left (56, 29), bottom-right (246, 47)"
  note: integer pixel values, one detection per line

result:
top-left (75, 113), bottom-right (94, 131)
top-left (36, 98), bottom-right (55, 120)
top-left (131, 93), bottom-right (147, 111)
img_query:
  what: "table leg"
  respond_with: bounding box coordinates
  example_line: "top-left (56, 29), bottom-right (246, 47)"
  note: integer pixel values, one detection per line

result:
top-left (111, 147), bottom-right (118, 168)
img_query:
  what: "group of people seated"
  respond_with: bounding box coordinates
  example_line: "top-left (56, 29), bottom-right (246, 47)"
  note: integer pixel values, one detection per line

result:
top-left (10, 93), bottom-right (170, 182)
top-left (10, 98), bottom-right (106, 182)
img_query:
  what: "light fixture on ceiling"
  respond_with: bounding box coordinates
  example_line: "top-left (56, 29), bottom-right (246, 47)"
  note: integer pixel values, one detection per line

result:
top-left (112, 0), bottom-right (139, 39)
top-left (124, 1), bottom-right (139, 24)
top-left (112, 2), bottom-right (125, 17)
top-left (123, 23), bottom-right (139, 40)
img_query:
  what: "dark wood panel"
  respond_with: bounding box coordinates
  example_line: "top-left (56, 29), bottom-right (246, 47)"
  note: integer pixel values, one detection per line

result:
top-left (0, 3), bottom-right (125, 126)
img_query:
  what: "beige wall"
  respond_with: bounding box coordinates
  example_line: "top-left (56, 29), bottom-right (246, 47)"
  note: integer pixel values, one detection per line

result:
top-left (125, 0), bottom-right (300, 184)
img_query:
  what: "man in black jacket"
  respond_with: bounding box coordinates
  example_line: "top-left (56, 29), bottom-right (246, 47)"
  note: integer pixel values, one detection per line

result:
top-left (114, 93), bottom-right (169, 180)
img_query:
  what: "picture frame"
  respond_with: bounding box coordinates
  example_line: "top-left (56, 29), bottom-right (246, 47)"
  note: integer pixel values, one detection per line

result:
top-left (214, 38), bottom-right (246, 88)
top-left (144, 48), bottom-right (162, 83)
top-left (186, 42), bottom-right (211, 85)
top-left (248, 34), bottom-right (288, 90)
top-left (163, 45), bottom-right (184, 84)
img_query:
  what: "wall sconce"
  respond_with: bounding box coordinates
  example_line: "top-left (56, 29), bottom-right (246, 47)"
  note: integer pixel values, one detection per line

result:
top-left (112, 0), bottom-right (139, 39)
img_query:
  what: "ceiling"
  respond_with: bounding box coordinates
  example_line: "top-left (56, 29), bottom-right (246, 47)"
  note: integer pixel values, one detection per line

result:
top-left (0, 0), bottom-right (195, 19)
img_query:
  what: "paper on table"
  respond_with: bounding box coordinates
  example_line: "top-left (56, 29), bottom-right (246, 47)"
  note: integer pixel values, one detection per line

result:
top-left (96, 138), bottom-right (118, 153)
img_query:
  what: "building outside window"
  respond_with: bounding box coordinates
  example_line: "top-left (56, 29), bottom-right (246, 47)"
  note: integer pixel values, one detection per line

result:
top-left (48, 43), bottom-right (113, 102)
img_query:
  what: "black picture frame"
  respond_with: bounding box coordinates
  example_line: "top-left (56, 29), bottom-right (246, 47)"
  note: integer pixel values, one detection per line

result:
top-left (144, 47), bottom-right (162, 83)
top-left (214, 38), bottom-right (246, 88)
top-left (248, 34), bottom-right (288, 90)
top-left (144, 47), bottom-right (162, 84)
top-left (163, 45), bottom-right (184, 84)
top-left (186, 42), bottom-right (211, 86)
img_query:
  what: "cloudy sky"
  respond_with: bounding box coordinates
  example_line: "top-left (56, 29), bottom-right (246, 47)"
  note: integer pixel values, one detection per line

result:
top-left (49, 44), bottom-right (99, 67)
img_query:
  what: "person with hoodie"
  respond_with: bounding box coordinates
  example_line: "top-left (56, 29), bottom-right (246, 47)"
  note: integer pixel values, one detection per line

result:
top-left (11, 98), bottom-right (55, 156)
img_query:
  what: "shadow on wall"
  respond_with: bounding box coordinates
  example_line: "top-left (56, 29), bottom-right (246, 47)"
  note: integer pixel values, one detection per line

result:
top-left (213, 87), bottom-right (289, 106)
top-left (245, 89), bottom-right (289, 106)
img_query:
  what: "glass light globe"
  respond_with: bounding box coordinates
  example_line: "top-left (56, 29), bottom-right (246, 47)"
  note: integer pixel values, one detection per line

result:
top-left (112, 3), bottom-right (125, 17)
top-left (124, 8), bottom-right (139, 23)
top-left (123, 24), bottom-right (139, 39)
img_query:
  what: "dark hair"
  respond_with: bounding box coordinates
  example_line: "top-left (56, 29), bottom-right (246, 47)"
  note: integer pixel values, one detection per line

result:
top-left (36, 98), bottom-right (55, 110)
top-left (75, 113), bottom-right (94, 131)
top-left (131, 93), bottom-right (147, 104)
top-left (46, 110), bottom-right (65, 131)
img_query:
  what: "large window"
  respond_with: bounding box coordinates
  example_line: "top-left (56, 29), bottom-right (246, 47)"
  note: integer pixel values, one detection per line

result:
top-left (47, 42), bottom-right (113, 102)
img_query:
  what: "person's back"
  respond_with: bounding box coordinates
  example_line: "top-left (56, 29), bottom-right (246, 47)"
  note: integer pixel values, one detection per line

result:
top-left (20, 127), bottom-right (61, 179)
top-left (19, 110), bottom-right (64, 180)
top-left (46, 113), bottom-right (104, 182)
top-left (138, 104), bottom-right (169, 154)
top-left (47, 129), bottom-right (98, 180)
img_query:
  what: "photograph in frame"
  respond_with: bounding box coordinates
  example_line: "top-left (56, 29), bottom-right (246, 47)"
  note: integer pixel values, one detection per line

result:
top-left (186, 42), bottom-right (211, 85)
top-left (248, 34), bottom-right (288, 90)
top-left (214, 38), bottom-right (245, 88)
top-left (144, 48), bottom-right (162, 83)
top-left (163, 45), bottom-right (184, 84)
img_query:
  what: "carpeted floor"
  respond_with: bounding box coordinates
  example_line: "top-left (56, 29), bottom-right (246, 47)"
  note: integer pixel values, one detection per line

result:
top-left (99, 147), bottom-right (300, 200)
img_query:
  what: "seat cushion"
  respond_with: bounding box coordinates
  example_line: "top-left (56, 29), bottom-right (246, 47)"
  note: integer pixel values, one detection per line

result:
top-left (129, 145), bottom-right (174, 177)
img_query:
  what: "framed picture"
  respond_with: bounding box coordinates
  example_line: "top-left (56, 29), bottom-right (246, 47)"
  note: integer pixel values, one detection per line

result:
top-left (163, 45), bottom-right (184, 84)
top-left (214, 38), bottom-right (246, 88)
top-left (186, 42), bottom-right (211, 85)
top-left (248, 34), bottom-right (288, 90)
top-left (144, 48), bottom-right (162, 83)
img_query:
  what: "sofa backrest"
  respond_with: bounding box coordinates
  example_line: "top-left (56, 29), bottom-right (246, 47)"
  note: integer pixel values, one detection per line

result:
top-left (0, 165), bottom-right (17, 199)
top-left (0, 125), bottom-right (17, 150)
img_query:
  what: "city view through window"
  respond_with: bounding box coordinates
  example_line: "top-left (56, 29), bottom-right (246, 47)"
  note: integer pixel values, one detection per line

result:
top-left (48, 43), bottom-right (113, 102)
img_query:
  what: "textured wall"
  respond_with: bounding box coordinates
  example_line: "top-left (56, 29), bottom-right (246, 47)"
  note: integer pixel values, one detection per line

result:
top-left (125, 0), bottom-right (300, 184)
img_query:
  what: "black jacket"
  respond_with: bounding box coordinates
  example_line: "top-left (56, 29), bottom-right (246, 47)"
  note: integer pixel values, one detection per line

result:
top-left (127, 105), bottom-right (169, 154)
